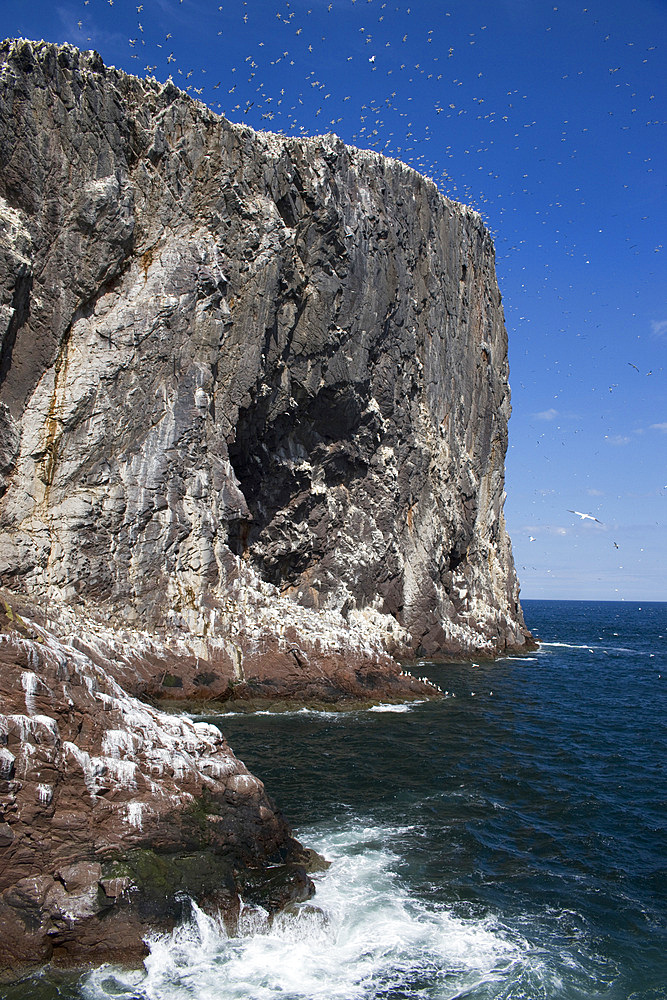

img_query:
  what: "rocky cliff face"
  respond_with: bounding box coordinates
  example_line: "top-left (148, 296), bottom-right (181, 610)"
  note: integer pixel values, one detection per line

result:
top-left (0, 36), bottom-right (535, 980)
top-left (0, 38), bottom-right (532, 682)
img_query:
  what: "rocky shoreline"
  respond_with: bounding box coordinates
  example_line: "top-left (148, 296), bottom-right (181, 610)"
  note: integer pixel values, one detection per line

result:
top-left (0, 588), bottom-right (436, 982)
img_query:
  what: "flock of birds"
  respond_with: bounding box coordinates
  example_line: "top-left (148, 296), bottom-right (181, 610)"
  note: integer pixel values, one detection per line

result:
top-left (65, 2), bottom-right (662, 220)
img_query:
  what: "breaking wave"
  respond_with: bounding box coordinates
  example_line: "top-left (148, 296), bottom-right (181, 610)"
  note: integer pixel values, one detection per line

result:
top-left (83, 821), bottom-right (534, 1000)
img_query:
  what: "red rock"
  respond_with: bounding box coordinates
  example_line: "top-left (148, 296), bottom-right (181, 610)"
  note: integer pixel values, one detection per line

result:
top-left (0, 597), bottom-right (311, 982)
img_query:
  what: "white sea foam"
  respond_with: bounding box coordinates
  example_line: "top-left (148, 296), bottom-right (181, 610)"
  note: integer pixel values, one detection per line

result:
top-left (540, 641), bottom-right (644, 656)
top-left (496, 656), bottom-right (539, 664)
top-left (191, 702), bottom-right (425, 722)
top-left (539, 641), bottom-right (593, 651)
top-left (198, 707), bottom-right (347, 720)
top-left (82, 821), bottom-right (527, 1000)
top-left (294, 707), bottom-right (347, 719)
top-left (368, 700), bottom-right (424, 712)
top-left (196, 698), bottom-right (425, 719)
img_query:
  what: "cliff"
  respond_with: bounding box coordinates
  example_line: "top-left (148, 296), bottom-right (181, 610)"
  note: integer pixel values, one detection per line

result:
top-left (0, 39), bottom-right (532, 691)
top-left (0, 37), bottom-right (535, 977)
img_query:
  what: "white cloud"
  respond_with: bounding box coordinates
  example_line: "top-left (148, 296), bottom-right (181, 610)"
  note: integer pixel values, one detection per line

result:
top-left (605, 434), bottom-right (631, 446)
top-left (57, 4), bottom-right (127, 51)
top-left (650, 422), bottom-right (667, 433)
top-left (522, 524), bottom-right (568, 537)
top-left (534, 408), bottom-right (558, 421)
top-left (650, 319), bottom-right (667, 337)
top-left (587, 488), bottom-right (604, 496)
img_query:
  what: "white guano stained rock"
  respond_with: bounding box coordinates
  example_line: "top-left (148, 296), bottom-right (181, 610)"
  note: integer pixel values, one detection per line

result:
top-left (0, 38), bottom-right (533, 710)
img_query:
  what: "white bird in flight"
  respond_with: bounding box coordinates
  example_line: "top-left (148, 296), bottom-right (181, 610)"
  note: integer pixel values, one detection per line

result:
top-left (568, 510), bottom-right (603, 523)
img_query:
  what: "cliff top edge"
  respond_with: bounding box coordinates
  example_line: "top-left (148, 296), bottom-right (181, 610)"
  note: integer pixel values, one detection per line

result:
top-left (0, 36), bottom-right (485, 227)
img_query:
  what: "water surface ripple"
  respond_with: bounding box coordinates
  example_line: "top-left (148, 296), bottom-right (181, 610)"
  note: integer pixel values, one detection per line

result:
top-left (13, 600), bottom-right (667, 999)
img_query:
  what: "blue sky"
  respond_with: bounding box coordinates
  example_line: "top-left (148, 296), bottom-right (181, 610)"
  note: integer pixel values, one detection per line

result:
top-left (3, 0), bottom-right (666, 601)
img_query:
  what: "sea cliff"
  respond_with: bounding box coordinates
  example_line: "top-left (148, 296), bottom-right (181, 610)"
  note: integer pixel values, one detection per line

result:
top-left (0, 39), bottom-right (532, 677)
top-left (0, 37), bottom-right (533, 976)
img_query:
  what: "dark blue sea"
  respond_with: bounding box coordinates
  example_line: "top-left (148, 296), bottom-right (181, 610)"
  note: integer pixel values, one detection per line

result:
top-left (17, 600), bottom-right (667, 999)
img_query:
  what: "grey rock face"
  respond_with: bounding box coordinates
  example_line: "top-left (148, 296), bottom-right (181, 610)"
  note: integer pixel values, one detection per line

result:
top-left (0, 38), bottom-right (532, 669)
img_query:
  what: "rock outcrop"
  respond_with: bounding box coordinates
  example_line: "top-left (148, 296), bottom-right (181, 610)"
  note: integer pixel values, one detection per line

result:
top-left (0, 36), bottom-right (536, 981)
top-left (0, 592), bottom-right (315, 979)
top-left (0, 38), bottom-right (533, 687)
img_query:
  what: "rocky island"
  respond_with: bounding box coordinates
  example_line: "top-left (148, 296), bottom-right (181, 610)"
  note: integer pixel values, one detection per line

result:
top-left (0, 38), bottom-right (533, 979)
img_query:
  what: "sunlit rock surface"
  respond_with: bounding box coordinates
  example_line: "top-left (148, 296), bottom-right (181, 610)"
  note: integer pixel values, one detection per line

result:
top-left (0, 38), bottom-right (533, 678)
top-left (0, 594), bottom-right (313, 978)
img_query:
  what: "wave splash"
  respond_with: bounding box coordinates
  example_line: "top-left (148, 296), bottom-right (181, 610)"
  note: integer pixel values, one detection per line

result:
top-left (83, 822), bottom-right (526, 1000)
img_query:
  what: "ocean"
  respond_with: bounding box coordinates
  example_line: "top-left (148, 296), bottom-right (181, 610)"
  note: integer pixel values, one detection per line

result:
top-left (10, 600), bottom-right (667, 999)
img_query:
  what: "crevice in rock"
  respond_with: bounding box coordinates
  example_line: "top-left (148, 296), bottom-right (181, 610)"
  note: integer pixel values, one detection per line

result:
top-left (0, 268), bottom-right (32, 396)
top-left (448, 548), bottom-right (468, 573)
top-left (227, 517), bottom-right (252, 559)
top-left (275, 193), bottom-right (298, 229)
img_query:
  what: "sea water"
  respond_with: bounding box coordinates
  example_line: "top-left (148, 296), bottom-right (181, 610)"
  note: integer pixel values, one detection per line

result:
top-left (12, 600), bottom-right (667, 999)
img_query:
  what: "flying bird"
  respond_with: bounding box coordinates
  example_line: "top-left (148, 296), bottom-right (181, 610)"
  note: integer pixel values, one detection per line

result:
top-left (568, 510), bottom-right (603, 523)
